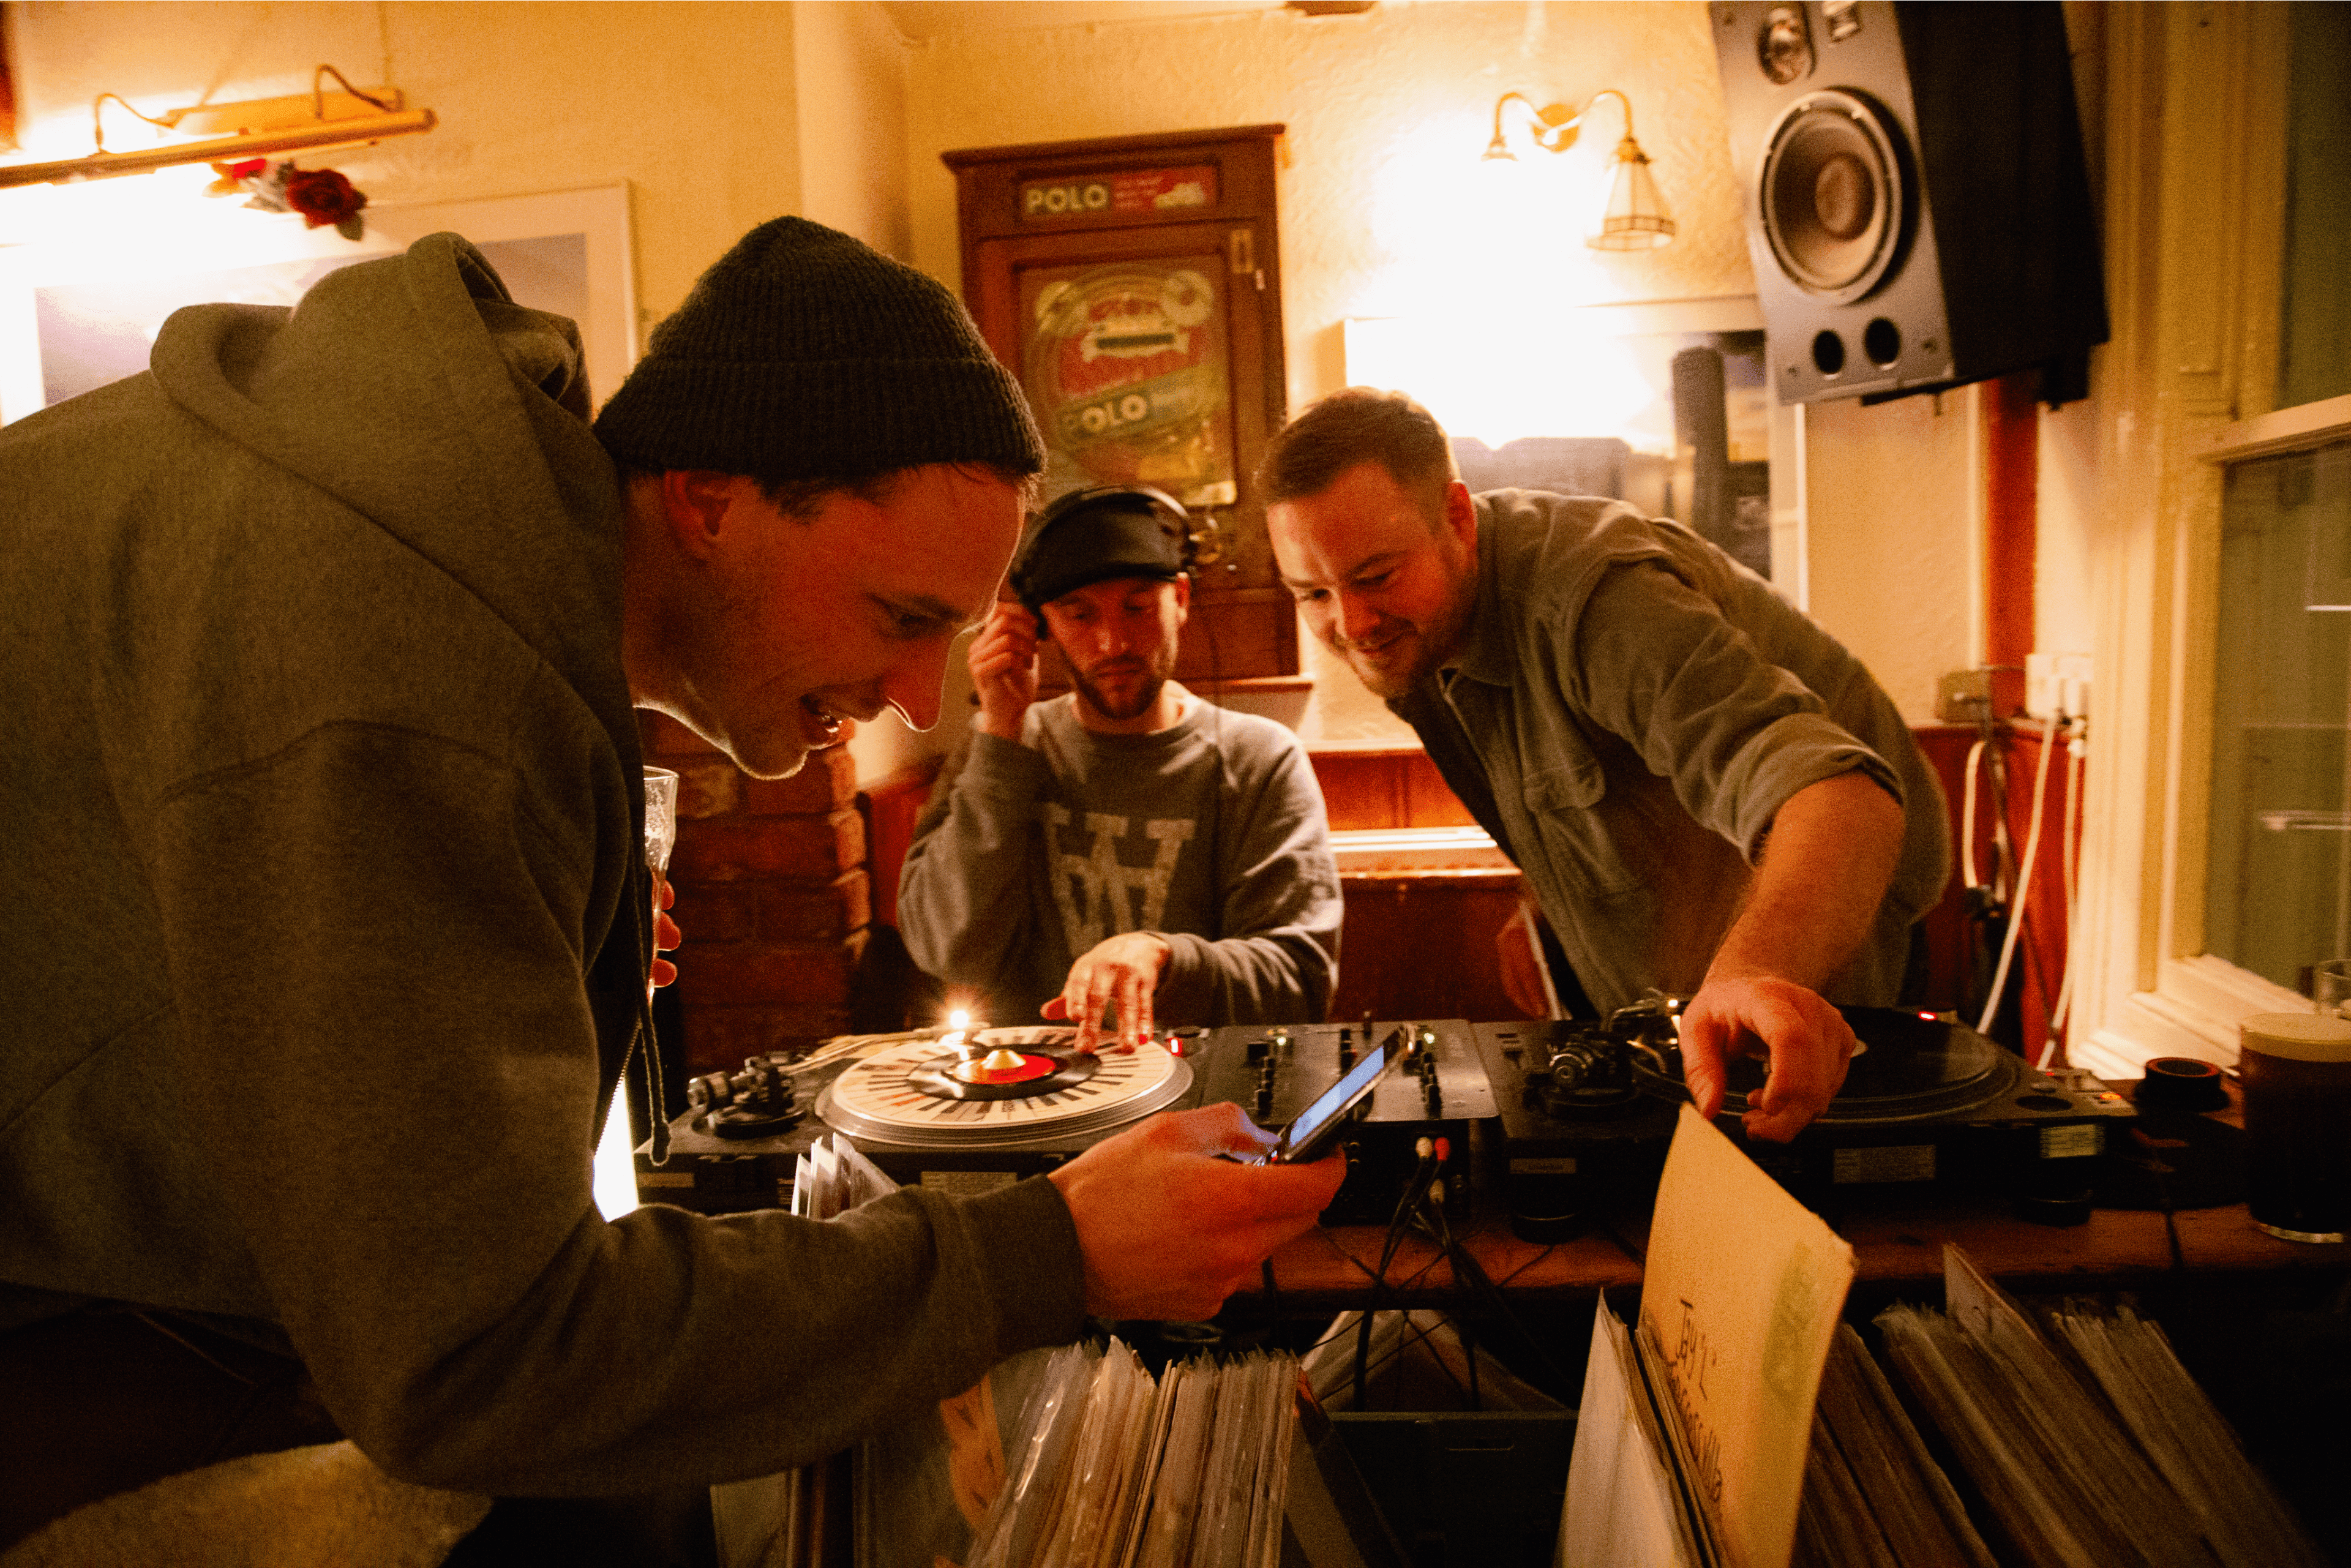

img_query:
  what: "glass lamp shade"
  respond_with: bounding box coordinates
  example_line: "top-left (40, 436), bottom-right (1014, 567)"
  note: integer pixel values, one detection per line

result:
top-left (1588, 136), bottom-right (1676, 251)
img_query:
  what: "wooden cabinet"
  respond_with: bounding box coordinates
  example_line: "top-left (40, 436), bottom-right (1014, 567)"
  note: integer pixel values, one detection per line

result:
top-left (942, 126), bottom-right (1295, 681)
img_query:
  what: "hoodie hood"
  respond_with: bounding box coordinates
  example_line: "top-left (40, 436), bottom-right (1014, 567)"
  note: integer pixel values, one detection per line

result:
top-left (146, 233), bottom-right (633, 766)
top-left (143, 231), bottom-right (654, 1145)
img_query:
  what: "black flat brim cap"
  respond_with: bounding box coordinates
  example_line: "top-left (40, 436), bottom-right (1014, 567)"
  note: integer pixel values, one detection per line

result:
top-left (1013, 501), bottom-right (1187, 610)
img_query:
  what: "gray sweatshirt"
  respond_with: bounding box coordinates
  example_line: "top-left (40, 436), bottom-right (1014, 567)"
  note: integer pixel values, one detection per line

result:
top-left (0, 235), bottom-right (1083, 1495)
top-left (898, 696), bottom-right (1341, 1029)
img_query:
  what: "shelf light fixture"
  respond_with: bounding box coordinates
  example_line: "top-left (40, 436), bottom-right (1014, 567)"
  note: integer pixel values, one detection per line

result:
top-left (1481, 88), bottom-right (1676, 252)
top-left (0, 66), bottom-right (436, 191)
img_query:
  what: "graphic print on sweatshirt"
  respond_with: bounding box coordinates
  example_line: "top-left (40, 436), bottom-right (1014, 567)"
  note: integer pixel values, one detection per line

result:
top-left (1043, 804), bottom-right (1198, 952)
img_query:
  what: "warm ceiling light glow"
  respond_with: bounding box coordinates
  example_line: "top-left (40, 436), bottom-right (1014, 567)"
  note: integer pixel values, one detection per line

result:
top-left (1345, 315), bottom-right (1662, 453)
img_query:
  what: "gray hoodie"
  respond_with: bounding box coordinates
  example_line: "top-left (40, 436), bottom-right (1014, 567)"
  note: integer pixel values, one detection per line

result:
top-left (0, 234), bottom-right (1082, 1494)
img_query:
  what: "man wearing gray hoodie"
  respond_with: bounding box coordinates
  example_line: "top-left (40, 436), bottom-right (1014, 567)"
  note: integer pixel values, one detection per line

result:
top-left (0, 218), bottom-right (1341, 1559)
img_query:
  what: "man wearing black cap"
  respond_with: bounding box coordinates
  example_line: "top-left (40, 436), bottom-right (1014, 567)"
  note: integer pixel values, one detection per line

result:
top-left (899, 487), bottom-right (1341, 1052)
top-left (0, 219), bottom-right (1343, 1559)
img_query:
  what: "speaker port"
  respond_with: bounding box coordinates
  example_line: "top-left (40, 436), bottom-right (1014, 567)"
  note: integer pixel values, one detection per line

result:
top-left (1864, 318), bottom-right (1902, 367)
top-left (1811, 331), bottom-right (1847, 377)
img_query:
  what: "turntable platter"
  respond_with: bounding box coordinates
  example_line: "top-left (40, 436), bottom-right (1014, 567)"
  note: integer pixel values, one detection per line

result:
top-left (1635, 1007), bottom-right (2017, 1123)
top-left (816, 1027), bottom-right (1194, 1149)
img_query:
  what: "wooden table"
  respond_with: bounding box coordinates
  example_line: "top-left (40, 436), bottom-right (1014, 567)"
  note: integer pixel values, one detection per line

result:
top-left (1242, 1077), bottom-right (2347, 1311)
top-left (1242, 1195), bottom-right (2338, 1311)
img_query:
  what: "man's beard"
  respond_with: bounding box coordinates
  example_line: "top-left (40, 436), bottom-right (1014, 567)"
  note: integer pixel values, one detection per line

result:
top-left (1071, 655), bottom-right (1170, 722)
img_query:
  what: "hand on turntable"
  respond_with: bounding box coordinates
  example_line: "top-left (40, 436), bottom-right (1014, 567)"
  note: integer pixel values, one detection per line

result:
top-left (1042, 931), bottom-right (1172, 1053)
top-left (969, 600), bottom-right (1041, 741)
top-left (1678, 975), bottom-right (1858, 1142)
top-left (1046, 1103), bottom-right (1348, 1321)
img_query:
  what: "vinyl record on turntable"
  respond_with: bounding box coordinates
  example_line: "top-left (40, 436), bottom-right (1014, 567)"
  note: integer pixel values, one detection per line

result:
top-left (816, 1026), bottom-right (1194, 1149)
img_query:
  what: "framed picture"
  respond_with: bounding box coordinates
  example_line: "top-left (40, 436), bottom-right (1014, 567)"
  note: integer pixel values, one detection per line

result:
top-left (0, 182), bottom-right (636, 426)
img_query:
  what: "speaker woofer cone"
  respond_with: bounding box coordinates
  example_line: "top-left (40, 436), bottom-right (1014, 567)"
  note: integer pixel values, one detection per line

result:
top-left (1759, 89), bottom-right (1908, 304)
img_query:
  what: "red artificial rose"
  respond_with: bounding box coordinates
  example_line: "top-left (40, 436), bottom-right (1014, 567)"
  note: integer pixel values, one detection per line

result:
top-left (282, 167), bottom-right (367, 230)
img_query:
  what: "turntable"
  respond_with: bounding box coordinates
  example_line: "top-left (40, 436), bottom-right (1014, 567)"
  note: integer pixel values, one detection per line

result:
top-left (1473, 1004), bottom-right (2136, 1240)
top-left (816, 1026), bottom-right (1195, 1148)
top-left (636, 1018), bottom-right (1493, 1218)
top-left (637, 1023), bottom-right (1214, 1212)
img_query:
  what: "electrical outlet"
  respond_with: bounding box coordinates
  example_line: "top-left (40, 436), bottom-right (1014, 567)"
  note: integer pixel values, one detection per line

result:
top-left (2025, 653), bottom-right (2092, 721)
top-left (1935, 669), bottom-right (1992, 724)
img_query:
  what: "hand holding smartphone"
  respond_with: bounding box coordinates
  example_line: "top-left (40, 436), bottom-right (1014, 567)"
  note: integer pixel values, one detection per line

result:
top-left (1253, 1031), bottom-right (1407, 1165)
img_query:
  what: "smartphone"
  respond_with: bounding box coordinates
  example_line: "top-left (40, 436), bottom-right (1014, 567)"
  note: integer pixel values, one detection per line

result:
top-left (1262, 1031), bottom-right (1407, 1165)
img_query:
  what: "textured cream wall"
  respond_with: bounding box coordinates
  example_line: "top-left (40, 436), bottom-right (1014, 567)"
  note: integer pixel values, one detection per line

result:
top-left (2, 1), bottom-right (809, 329)
top-left (1802, 391), bottom-right (1978, 724)
top-left (905, 1), bottom-right (1753, 409)
top-left (5, 0), bottom-right (1983, 741)
top-left (795, 0), bottom-right (914, 257)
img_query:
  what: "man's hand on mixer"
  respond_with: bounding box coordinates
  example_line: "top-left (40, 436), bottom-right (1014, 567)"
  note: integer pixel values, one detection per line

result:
top-left (1048, 1103), bottom-right (1346, 1321)
top-left (1677, 975), bottom-right (1857, 1142)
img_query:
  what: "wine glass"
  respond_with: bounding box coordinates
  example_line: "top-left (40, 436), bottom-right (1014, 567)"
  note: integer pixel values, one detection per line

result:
top-left (643, 767), bottom-right (679, 882)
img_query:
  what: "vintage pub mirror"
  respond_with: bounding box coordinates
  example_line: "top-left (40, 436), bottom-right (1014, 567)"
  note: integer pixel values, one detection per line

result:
top-left (942, 124), bottom-right (1295, 688)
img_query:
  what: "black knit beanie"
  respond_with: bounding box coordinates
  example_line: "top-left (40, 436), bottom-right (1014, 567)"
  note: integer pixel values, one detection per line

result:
top-left (593, 216), bottom-right (1044, 481)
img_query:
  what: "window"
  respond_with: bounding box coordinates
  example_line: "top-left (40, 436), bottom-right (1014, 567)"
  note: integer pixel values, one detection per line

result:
top-left (2205, 441), bottom-right (2351, 989)
top-left (2073, 4), bottom-right (2351, 1076)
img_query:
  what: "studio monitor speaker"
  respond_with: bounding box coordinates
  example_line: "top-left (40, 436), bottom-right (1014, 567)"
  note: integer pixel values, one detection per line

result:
top-left (1710, 1), bottom-right (2108, 406)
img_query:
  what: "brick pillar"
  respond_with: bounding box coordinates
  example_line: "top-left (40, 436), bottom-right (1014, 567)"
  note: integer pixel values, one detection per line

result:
top-left (639, 714), bottom-right (872, 1075)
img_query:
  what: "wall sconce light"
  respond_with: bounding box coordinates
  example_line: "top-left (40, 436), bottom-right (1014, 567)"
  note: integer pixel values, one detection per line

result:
top-left (0, 66), bottom-right (436, 191)
top-left (1482, 88), bottom-right (1676, 252)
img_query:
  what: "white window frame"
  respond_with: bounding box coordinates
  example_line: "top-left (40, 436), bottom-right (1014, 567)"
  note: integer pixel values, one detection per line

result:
top-left (2071, 4), bottom-right (2351, 1078)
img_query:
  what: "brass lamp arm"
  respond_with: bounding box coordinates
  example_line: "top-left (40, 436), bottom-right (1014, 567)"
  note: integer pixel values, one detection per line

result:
top-left (1485, 86), bottom-right (1640, 158)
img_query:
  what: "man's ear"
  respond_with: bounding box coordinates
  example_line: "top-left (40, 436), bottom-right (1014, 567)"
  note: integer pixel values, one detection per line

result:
top-left (1170, 572), bottom-right (1193, 620)
top-left (658, 470), bottom-right (746, 560)
top-left (1441, 479), bottom-right (1477, 553)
